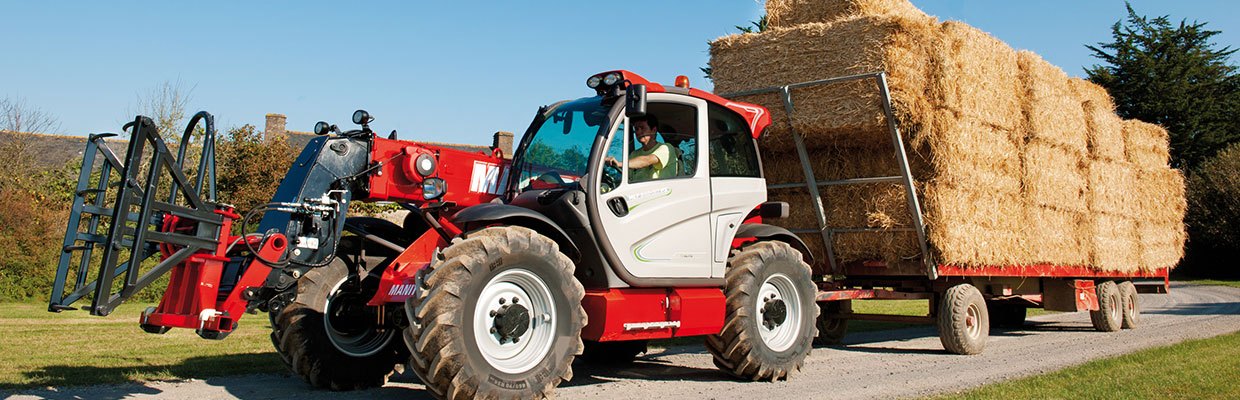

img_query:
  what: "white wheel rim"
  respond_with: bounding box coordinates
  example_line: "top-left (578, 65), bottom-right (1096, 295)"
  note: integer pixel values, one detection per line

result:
top-left (323, 277), bottom-right (396, 357)
top-left (755, 273), bottom-right (802, 352)
top-left (472, 268), bottom-right (557, 374)
top-left (1109, 293), bottom-right (1122, 322)
top-left (965, 303), bottom-right (982, 339)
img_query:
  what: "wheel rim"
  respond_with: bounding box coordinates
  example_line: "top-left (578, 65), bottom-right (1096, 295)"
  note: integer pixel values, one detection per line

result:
top-left (323, 277), bottom-right (396, 357)
top-left (965, 303), bottom-right (982, 339)
top-left (473, 268), bottom-right (557, 374)
top-left (1126, 294), bottom-right (1137, 319)
top-left (755, 273), bottom-right (802, 352)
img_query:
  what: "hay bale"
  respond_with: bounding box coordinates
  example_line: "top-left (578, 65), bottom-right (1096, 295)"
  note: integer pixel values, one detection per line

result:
top-left (1135, 167), bottom-right (1187, 224)
top-left (1138, 220), bottom-right (1186, 271)
top-left (1023, 140), bottom-right (1088, 212)
top-left (1068, 78), bottom-right (1126, 161)
top-left (922, 184), bottom-right (1028, 266)
top-left (919, 109), bottom-right (1023, 194)
top-left (1123, 119), bottom-right (1172, 169)
top-left (772, 183), bottom-right (912, 229)
top-left (1087, 159), bottom-right (1139, 216)
top-left (766, 0), bottom-right (925, 28)
top-left (760, 145), bottom-right (899, 185)
top-left (710, 13), bottom-right (940, 151)
top-left (1025, 206), bottom-right (1089, 266)
top-left (1017, 51), bottom-right (1089, 155)
top-left (1088, 214), bottom-right (1140, 273)
top-left (929, 21), bottom-right (1022, 131)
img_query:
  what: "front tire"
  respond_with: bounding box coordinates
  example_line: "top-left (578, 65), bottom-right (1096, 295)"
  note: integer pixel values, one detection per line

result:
top-left (404, 226), bottom-right (585, 400)
top-left (707, 241), bottom-right (818, 381)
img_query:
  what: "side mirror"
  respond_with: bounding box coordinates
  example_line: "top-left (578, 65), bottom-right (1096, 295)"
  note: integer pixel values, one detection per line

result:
top-left (625, 84), bottom-right (647, 119)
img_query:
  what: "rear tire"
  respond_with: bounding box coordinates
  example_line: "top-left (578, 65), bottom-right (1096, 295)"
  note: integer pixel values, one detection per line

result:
top-left (273, 237), bottom-right (406, 390)
top-left (404, 226), bottom-right (585, 400)
top-left (1118, 281), bottom-right (1139, 329)
top-left (1090, 281), bottom-right (1123, 332)
top-left (706, 241), bottom-right (817, 381)
top-left (938, 284), bottom-right (988, 355)
top-left (814, 300), bottom-right (851, 345)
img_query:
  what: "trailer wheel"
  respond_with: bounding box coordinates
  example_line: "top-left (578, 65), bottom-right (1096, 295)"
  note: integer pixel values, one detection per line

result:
top-left (707, 241), bottom-right (818, 381)
top-left (987, 302), bottom-right (1026, 328)
top-left (1119, 281), bottom-right (1139, 329)
top-left (938, 283), bottom-right (988, 355)
top-left (814, 300), bottom-right (851, 345)
top-left (273, 237), bottom-right (406, 391)
top-left (404, 226), bottom-right (585, 400)
top-left (1090, 281), bottom-right (1123, 332)
top-left (581, 340), bottom-right (648, 364)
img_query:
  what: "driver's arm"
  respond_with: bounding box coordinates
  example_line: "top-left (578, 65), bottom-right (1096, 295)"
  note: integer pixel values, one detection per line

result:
top-left (628, 145), bottom-right (669, 169)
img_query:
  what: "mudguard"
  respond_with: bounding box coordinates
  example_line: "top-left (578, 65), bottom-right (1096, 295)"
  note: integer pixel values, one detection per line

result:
top-left (452, 203), bottom-right (582, 261)
top-left (734, 223), bottom-right (816, 264)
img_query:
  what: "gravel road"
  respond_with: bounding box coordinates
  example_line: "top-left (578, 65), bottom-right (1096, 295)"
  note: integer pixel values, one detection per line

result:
top-left (7, 282), bottom-right (1239, 400)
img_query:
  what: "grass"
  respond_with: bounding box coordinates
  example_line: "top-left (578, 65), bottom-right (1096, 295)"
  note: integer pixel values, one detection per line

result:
top-left (0, 302), bottom-right (282, 389)
top-left (1176, 278), bottom-right (1240, 289)
top-left (931, 331), bottom-right (1240, 400)
top-left (1, 298), bottom-right (1053, 389)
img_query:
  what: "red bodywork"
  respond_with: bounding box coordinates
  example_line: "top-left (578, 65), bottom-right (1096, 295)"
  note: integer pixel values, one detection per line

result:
top-left (581, 288), bottom-right (725, 342)
top-left (141, 207), bottom-right (288, 334)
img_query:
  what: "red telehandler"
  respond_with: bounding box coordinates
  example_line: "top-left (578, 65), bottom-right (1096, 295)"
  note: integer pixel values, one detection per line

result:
top-left (49, 71), bottom-right (819, 398)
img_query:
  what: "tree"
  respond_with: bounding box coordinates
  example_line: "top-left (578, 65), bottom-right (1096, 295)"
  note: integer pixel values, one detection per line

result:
top-left (131, 79), bottom-right (195, 142)
top-left (1184, 142), bottom-right (1240, 278)
top-left (216, 124), bottom-right (296, 215)
top-left (0, 96), bottom-right (62, 181)
top-left (702, 15), bottom-right (769, 81)
top-left (1085, 3), bottom-right (1239, 169)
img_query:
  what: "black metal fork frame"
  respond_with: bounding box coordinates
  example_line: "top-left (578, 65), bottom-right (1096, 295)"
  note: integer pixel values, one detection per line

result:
top-left (49, 112), bottom-right (226, 316)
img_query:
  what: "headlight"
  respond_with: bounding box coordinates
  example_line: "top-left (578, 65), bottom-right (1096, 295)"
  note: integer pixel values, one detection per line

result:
top-left (586, 75), bottom-right (602, 89)
top-left (603, 72), bottom-right (621, 86)
top-left (422, 177), bottom-right (447, 201)
top-left (313, 121), bottom-right (330, 135)
top-left (352, 109), bottom-right (371, 125)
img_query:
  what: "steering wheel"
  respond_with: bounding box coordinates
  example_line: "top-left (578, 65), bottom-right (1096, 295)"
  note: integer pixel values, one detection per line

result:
top-left (601, 164), bottom-right (621, 193)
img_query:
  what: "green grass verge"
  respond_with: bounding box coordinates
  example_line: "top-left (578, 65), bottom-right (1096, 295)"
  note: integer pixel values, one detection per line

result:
top-left (0, 302), bottom-right (281, 389)
top-left (932, 331), bottom-right (1240, 400)
top-left (1176, 278), bottom-right (1240, 289)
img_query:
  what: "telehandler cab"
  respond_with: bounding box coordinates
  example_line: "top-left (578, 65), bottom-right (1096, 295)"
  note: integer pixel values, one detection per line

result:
top-left (49, 70), bottom-right (819, 398)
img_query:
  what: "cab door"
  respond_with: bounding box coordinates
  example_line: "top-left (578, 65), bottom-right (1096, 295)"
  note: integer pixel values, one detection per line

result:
top-left (594, 93), bottom-right (713, 279)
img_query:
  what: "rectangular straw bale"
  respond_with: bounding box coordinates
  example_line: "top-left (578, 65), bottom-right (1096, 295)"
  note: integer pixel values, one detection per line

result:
top-left (1017, 51), bottom-right (1089, 155)
top-left (772, 183), bottom-right (912, 229)
top-left (922, 184), bottom-right (1028, 266)
top-left (1068, 78), bottom-right (1126, 161)
top-left (1087, 159), bottom-right (1139, 216)
top-left (929, 21), bottom-right (1022, 131)
top-left (1025, 206), bottom-right (1089, 266)
top-left (1023, 140), bottom-right (1088, 212)
top-left (766, 0), bottom-right (925, 28)
top-left (833, 231), bottom-right (922, 264)
top-left (1122, 119), bottom-right (1172, 169)
top-left (1138, 219), bottom-right (1186, 271)
top-left (918, 109), bottom-right (1022, 194)
top-left (710, 13), bottom-right (940, 152)
top-left (759, 145), bottom-right (900, 186)
top-left (1135, 167), bottom-right (1187, 224)
top-left (1088, 214), bottom-right (1140, 272)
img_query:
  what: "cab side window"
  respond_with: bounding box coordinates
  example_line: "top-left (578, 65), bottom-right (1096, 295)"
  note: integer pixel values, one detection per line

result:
top-left (707, 103), bottom-right (761, 178)
top-left (631, 102), bottom-right (697, 183)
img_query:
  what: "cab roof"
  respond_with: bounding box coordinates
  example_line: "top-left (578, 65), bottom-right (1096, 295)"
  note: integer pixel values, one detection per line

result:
top-left (592, 70), bottom-right (771, 139)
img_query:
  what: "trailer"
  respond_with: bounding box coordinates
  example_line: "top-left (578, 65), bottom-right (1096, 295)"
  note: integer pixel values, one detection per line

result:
top-left (723, 72), bottom-right (1169, 354)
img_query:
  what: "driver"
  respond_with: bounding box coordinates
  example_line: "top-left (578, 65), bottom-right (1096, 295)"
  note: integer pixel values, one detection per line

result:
top-left (605, 114), bottom-right (679, 182)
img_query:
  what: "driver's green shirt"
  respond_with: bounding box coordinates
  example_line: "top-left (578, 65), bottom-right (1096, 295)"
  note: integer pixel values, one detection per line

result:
top-left (630, 142), bottom-right (679, 182)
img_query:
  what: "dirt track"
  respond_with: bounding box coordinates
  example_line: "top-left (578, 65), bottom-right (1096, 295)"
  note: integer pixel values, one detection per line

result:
top-left (6, 282), bottom-right (1240, 400)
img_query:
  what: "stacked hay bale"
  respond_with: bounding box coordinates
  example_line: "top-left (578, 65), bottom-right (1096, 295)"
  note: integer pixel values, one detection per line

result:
top-left (710, 0), bottom-right (1185, 274)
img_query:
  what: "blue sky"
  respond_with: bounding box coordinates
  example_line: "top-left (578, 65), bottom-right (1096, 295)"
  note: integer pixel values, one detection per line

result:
top-left (1, 1), bottom-right (1236, 145)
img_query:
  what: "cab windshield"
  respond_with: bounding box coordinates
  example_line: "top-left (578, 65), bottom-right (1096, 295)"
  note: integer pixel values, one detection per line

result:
top-left (515, 96), bottom-right (612, 192)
